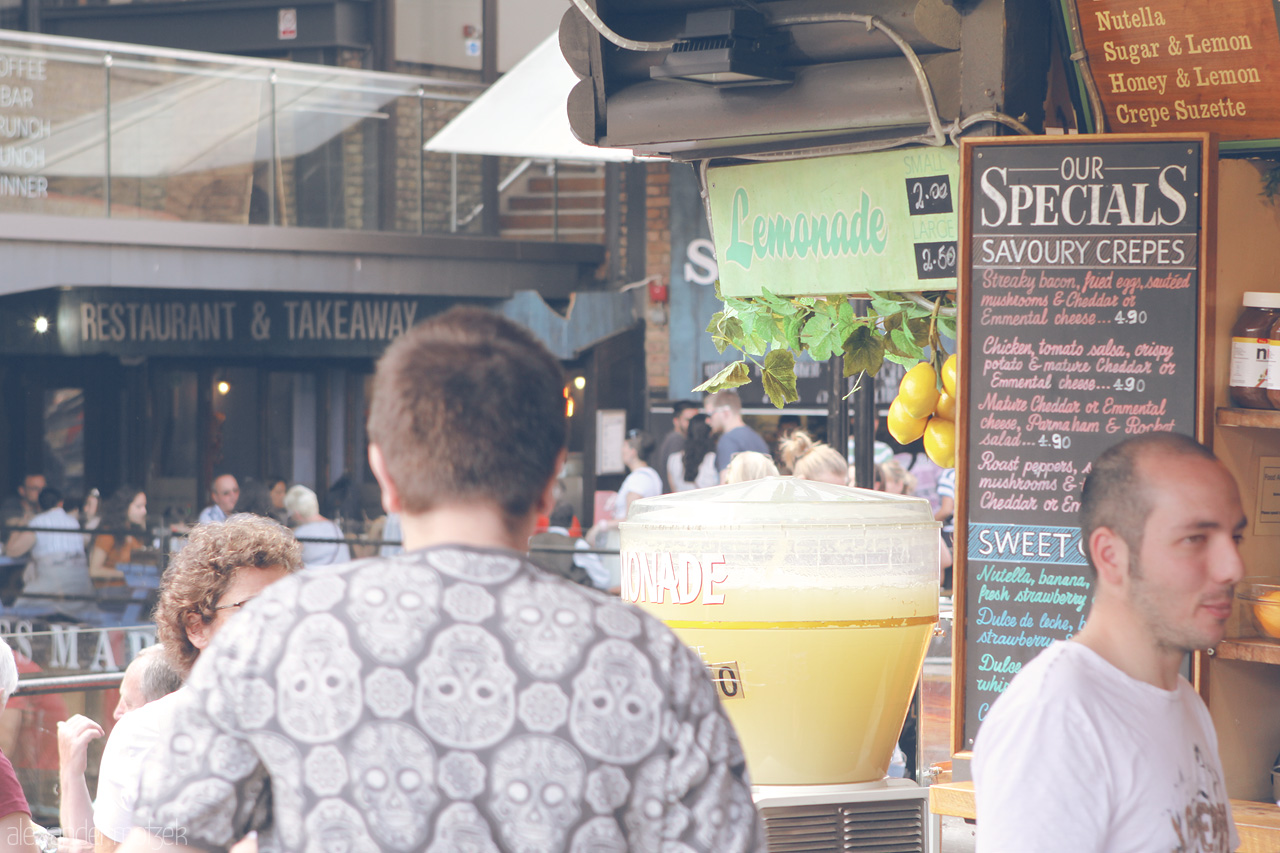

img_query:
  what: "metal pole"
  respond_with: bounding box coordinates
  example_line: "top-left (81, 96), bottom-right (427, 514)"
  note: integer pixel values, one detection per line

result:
top-left (103, 54), bottom-right (112, 216)
top-left (418, 88), bottom-right (425, 235)
top-left (827, 353), bottom-right (848, 465)
top-left (450, 153), bottom-right (458, 233)
top-left (552, 160), bottom-right (560, 241)
top-left (269, 70), bottom-right (278, 226)
top-left (851, 298), bottom-right (875, 488)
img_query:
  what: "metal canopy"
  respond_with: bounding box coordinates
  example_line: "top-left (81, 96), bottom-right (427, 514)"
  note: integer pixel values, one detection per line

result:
top-left (424, 32), bottom-right (650, 163)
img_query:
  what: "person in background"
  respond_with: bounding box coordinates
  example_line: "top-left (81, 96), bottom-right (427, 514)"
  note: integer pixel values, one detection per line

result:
top-left (197, 474), bottom-right (239, 525)
top-left (667, 413), bottom-right (718, 491)
top-left (876, 459), bottom-right (916, 496)
top-left (266, 477), bottom-right (290, 526)
top-left (119, 305), bottom-right (764, 853)
top-left (780, 432), bottom-right (849, 485)
top-left (528, 500), bottom-right (607, 590)
top-left (973, 434), bottom-right (1243, 852)
top-left (7, 487), bottom-right (94, 618)
top-left (5, 487), bottom-right (82, 561)
top-left (588, 430), bottom-right (663, 544)
top-left (233, 479), bottom-right (275, 519)
top-left (652, 400), bottom-right (700, 491)
top-left (56, 647), bottom-right (181, 846)
top-left (284, 485), bottom-right (351, 567)
top-left (705, 389), bottom-right (770, 474)
top-left (94, 515), bottom-right (303, 853)
top-left (80, 489), bottom-right (101, 532)
top-left (1, 474), bottom-right (46, 533)
top-left (89, 486), bottom-right (148, 585)
top-left (935, 464), bottom-right (956, 546)
top-left (725, 451), bottom-right (779, 484)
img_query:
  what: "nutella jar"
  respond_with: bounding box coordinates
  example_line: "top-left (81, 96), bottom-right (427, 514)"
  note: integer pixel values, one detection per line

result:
top-left (1230, 292), bottom-right (1280, 409)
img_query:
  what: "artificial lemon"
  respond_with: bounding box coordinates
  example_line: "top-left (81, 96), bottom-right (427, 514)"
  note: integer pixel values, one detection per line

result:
top-left (935, 391), bottom-right (957, 422)
top-left (887, 397), bottom-right (929, 444)
top-left (898, 362), bottom-right (941, 419)
top-left (942, 354), bottom-right (958, 398)
top-left (1254, 590), bottom-right (1280, 638)
top-left (924, 417), bottom-right (956, 468)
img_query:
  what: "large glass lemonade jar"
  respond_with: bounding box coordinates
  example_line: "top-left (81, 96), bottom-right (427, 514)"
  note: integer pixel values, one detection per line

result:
top-left (620, 477), bottom-right (939, 785)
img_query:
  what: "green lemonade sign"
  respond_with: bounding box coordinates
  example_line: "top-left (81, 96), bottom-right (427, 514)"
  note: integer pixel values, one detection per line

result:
top-left (707, 147), bottom-right (960, 297)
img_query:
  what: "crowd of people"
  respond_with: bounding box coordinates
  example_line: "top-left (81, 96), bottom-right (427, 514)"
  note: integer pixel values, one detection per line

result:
top-left (0, 472), bottom-right (368, 623)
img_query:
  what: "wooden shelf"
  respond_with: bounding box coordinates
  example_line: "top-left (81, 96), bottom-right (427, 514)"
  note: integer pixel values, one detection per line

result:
top-left (1217, 407), bottom-right (1280, 429)
top-left (1214, 637), bottom-right (1280, 665)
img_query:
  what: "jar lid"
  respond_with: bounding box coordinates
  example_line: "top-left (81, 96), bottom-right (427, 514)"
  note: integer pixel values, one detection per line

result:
top-left (1243, 291), bottom-right (1280, 309)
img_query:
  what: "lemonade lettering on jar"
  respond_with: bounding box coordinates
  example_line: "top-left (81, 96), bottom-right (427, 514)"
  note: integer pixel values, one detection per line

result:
top-left (620, 477), bottom-right (939, 786)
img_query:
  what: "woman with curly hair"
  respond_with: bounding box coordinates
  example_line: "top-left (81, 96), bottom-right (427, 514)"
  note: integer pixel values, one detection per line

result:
top-left (94, 514), bottom-right (303, 851)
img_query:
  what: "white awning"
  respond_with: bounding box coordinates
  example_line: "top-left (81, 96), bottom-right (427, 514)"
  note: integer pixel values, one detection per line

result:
top-left (424, 32), bottom-right (651, 163)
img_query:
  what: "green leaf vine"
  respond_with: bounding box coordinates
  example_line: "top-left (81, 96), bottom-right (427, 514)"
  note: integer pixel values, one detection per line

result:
top-left (694, 284), bottom-right (956, 407)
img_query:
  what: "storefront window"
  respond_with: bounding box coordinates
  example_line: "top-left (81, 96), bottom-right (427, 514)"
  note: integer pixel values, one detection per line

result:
top-left (42, 388), bottom-right (83, 495)
top-left (147, 370), bottom-right (197, 522)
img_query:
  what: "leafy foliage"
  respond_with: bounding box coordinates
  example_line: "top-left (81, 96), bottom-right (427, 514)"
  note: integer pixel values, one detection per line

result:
top-left (694, 286), bottom-right (956, 408)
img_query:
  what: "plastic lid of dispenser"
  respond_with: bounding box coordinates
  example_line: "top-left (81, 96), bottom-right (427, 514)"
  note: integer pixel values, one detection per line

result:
top-left (624, 476), bottom-right (939, 529)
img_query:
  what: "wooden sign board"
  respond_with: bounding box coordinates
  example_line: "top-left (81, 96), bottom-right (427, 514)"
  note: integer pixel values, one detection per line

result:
top-left (1074, 1), bottom-right (1280, 140)
top-left (952, 134), bottom-right (1215, 754)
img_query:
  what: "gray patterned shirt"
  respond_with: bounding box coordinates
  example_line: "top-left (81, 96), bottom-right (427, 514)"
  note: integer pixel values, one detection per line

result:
top-left (133, 546), bottom-right (766, 853)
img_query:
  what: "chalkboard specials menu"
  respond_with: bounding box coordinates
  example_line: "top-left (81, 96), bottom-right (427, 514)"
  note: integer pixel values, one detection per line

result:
top-left (954, 134), bottom-right (1215, 753)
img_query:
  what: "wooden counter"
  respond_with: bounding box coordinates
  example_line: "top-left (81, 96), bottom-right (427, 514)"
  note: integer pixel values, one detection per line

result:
top-left (928, 781), bottom-right (1280, 850)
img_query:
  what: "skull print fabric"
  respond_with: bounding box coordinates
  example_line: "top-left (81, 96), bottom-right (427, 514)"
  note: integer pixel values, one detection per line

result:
top-left (133, 548), bottom-right (765, 853)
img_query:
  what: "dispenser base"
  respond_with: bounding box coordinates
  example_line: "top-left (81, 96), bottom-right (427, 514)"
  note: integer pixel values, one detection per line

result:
top-left (752, 778), bottom-right (935, 853)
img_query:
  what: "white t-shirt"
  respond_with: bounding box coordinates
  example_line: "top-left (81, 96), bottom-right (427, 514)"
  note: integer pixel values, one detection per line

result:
top-left (28, 507), bottom-right (83, 557)
top-left (973, 642), bottom-right (1238, 853)
top-left (608, 466), bottom-right (663, 520)
top-left (667, 450), bottom-right (718, 491)
top-left (94, 690), bottom-right (184, 842)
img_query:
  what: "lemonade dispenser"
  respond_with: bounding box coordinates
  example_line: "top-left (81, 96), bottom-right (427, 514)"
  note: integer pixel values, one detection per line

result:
top-left (619, 477), bottom-right (939, 787)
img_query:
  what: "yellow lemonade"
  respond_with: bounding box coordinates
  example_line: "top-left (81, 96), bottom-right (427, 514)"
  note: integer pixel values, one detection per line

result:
top-left (619, 482), bottom-right (941, 786)
top-left (625, 565), bottom-right (939, 785)
top-left (671, 619), bottom-right (933, 784)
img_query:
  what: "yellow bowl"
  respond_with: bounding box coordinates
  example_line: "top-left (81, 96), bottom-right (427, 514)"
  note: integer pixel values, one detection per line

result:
top-left (1236, 580), bottom-right (1280, 639)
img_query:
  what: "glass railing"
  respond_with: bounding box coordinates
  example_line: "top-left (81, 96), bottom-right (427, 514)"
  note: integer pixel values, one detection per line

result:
top-left (0, 29), bottom-right (551, 235)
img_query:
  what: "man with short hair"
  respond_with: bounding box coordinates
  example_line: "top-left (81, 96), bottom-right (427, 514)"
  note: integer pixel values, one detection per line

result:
top-left (122, 306), bottom-right (765, 853)
top-left (95, 515), bottom-right (302, 853)
top-left (7, 487), bottom-right (94, 618)
top-left (5, 487), bottom-right (81, 560)
top-left (57, 647), bottom-right (181, 845)
top-left (197, 474), bottom-right (239, 524)
top-left (973, 433), bottom-right (1243, 852)
top-left (704, 389), bottom-right (770, 473)
top-left (652, 400), bottom-right (700, 491)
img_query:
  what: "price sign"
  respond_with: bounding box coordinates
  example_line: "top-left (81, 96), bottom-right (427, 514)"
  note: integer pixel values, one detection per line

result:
top-left (953, 134), bottom-right (1213, 754)
top-left (914, 240), bottom-right (958, 279)
top-left (906, 175), bottom-right (954, 216)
